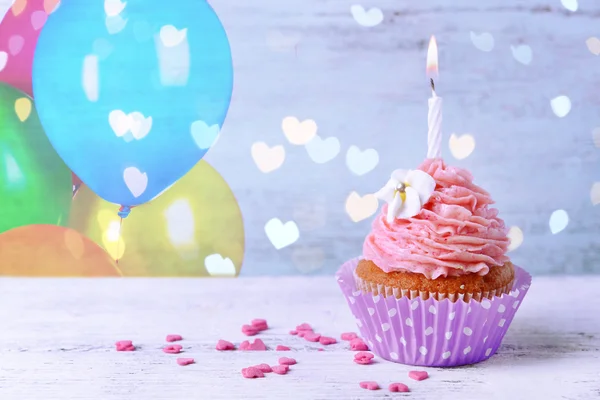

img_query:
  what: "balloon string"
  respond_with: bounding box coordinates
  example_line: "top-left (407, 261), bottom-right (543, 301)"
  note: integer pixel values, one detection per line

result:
top-left (116, 216), bottom-right (123, 265)
top-left (115, 206), bottom-right (131, 265)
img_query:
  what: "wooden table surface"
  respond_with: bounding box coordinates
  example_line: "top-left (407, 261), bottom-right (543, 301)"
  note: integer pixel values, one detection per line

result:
top-left (0, 276), bottom-right (599, 400)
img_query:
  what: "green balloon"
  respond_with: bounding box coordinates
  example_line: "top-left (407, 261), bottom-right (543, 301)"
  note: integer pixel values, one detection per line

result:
top-left (0, 83), bottom-right (72, 233)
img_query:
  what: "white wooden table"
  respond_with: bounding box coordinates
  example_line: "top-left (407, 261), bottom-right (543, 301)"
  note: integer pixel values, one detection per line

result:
top-left (0, 276), bottom-right (599, 400)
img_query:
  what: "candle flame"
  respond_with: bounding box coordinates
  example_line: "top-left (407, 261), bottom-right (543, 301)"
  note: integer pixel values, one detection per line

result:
top-left (426, 35), bottom-right (439, 80)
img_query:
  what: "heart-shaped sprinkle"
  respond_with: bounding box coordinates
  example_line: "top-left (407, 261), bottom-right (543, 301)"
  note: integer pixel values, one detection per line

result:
top-left (279, 357), bottom-right (297, 366)
top-left (163, 344), bottom-right (183, 354)
top-left (166, 334), bottom-right (182, 342)
top-left (216, 340), bottom-right (235, 351)
top-left (408, 370), bottom-right (429, 381)
top-left (359, 381), bottom-right (380, 390)
top-left (389, 383), bottom-right (410, 392)
top-left (241, 367), bottom-right (264, 379)
top-left (271, 365), bottom-right (289, 375)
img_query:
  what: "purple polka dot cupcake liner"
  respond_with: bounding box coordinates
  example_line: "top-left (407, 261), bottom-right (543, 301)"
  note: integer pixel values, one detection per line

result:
top-left (336, 257), bottom-right (532, 367)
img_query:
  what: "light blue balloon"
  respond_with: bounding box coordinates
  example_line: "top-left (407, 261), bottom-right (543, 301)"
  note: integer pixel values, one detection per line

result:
top-left (32, 0), bottom-right (233, 207)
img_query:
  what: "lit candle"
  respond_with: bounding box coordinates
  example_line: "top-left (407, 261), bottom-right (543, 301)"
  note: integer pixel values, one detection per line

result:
top-left (426, 35), bottom-right (442, 159)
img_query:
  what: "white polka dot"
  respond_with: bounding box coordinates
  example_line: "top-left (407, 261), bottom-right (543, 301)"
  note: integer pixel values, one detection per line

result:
top-left (481, 299), bottom-right (491, 309)
top-left (424, 327), bottom-right (434, 336)
top-left (388, 308), bottom-right (397, 317)
top-left (483, 336), bottom-right (488, 343)
top-left (419, 346), bottom-right (428, 355)
top-left (463, 346), bottom-right (472, 355)
top-left (352, 290), bottom-right (361, 297)
top-left (349, 297), bottom-right (355, 304)
top-left (510, 289), bottom-right (520, 298)
top-left (445, 331), bottom-right (452, 340)
top-left (356, 319), bottom-right (363, 328)
top-left (373, 295), bottom-right (381, 303)
top-left (428, 305), bottom-right (437, 314)
top-left (513, 300), bottom-right (520, 309)
top-left (368, 308), bottom-right (375, 316)
top-left (442, 351), bottom-right (451, 359)
top-left (381, 323), bottom-right (390, 332)
top-left (463, 327), bottom-right (473, 336)
top-left (405, 318), bottom-right (413, 327)
top-left (390, 352), bottom-right (399, 360)
top-left (497, 304), bottom-right (506, 313)
top-left (449, 312), bottom-right (456, 320)
top-left (410, 301), bottom-right (419, 310)
top-left (338, 279), bottom-right (343, 283)
top-left (467, 306), bottom-right (472, 314)
top-left (400, 337), bottom-right (407, 346)
top-left (485, 348), bottom-right (493, 356)
top-left (368, 340), bottom-right (374, 348)
top-left (498, 319), bottom-right (506, 327)
top-left (375, 334), bottom-right (382, 343)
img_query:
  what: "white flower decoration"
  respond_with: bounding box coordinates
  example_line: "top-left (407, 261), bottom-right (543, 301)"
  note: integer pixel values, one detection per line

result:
top-left (374, 169), bottom-right (436, 223)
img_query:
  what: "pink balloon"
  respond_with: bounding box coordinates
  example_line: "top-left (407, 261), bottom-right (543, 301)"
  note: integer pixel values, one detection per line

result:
top-left (0, 0), bottom-right (52, 96)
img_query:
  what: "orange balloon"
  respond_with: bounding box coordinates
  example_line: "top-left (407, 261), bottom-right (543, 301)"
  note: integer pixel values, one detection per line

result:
top-left (0, 224), bottom-right (121, 276)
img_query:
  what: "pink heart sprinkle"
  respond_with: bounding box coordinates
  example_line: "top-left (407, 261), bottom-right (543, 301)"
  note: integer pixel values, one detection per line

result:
top-left (239, 340), bottom-right (250, 350)
top-left (319, 336), bottom-right (337, 345)
top-left (251, 319), bottom-right (268, 331)
top-left (115, 340), bottom-right (135, 351)
top-left (166, 334), bottom-right (183, 342)
top-left (359, 381), bottom-right (380, 390)
top-left (350, 338), bottom-right (369, 351)
top-left (242, 324), bottom-right (259, 336)
top-left (30, 10), bottom-right (48, 31)
top-left (242, 367), bottom-right (265, 379)
top-left (276, 345), bottom-right (291, 351)
top-left (278, 357), bottom-right (296, 366)
top-left (408, 370), bottom-right (429, 381)
top-left (354, 351), bottom-right (374, 365)
top-left (8, 35), bottom-right (24, 56)
top-left (176, 358), bottom-right (194, 366)
top-left (389, 383), bottom-right (410, 392)
top-left (296, 323), bottom-right (312, 331)
top-left (341, 332), bottom-right (358, 341)
top-left (163, 344), bottom-right (183, 354)
top-left (271, 365), bottom-right (289, 375)
top-left (250, 339), bottom-right (267, 351)
top-left (304, 332), bottom-right (321, 342)
top-left (252, 363), bottom-right (272, 373)
top-left (240, 339), bottom-right (266, 351)
top-left (216, 340), bottom-right (235, 351)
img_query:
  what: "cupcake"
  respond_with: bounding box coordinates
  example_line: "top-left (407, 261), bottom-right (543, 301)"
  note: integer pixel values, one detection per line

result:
top-left (336, 158), bottom-right (531, 367)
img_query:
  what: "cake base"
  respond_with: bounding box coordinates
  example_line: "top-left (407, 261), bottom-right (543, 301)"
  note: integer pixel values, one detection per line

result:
top-left (355, 259), bottom-right (515, 302)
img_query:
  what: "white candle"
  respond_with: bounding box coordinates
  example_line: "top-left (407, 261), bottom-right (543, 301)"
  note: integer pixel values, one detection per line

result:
top-left (427, 90), bottom-right (442, 159)
top-left (426, 35), bottom-right (442, 159)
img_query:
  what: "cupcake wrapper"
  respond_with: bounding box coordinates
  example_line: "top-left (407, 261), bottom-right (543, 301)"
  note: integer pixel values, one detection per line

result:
top-left (336, 257), bottom-right (532, 367)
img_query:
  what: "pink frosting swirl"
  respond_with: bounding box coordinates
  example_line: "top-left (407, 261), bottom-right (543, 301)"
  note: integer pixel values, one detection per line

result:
top-left (363, 158), bottom-right (510, 279)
